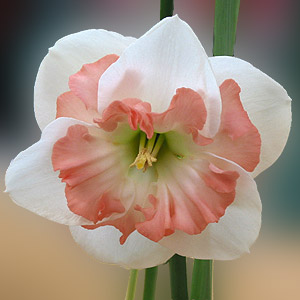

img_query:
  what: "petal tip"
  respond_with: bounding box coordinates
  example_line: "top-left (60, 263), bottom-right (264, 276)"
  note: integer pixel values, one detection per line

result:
top-left (158, 14), bottom-right (186, 29)
top-left (171, 14), bottom-right (180, 21)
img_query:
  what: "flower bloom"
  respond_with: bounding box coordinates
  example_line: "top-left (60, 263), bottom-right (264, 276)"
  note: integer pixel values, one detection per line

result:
top-left (5, 16), bottom-right (291, 269)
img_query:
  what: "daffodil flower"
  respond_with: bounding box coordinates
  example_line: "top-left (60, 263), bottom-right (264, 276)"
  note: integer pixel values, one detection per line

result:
top-left (5, 16), bottom-right (291, 269)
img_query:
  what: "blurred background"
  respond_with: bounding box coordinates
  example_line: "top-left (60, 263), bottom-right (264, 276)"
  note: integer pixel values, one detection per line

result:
top-left (1, 0), bottom-right (299, 299)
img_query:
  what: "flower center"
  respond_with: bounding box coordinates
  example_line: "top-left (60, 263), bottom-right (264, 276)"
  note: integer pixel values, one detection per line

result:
top-left (130, 132), bottom-right (165, 172)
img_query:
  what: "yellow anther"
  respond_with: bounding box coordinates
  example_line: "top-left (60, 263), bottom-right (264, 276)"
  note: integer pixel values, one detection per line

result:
top-left (130, 148), bottom-right (157, 172)
top-left (145, 151), bottom-right (157, 167)
top-left (136, 154), bottom-right (147, 170)
top-left (130, 133), bottom-right (164, 172)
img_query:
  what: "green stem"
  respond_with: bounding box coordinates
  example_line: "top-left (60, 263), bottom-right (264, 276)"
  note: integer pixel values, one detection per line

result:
top-left (125, 269), bottom-right (139, 300)
top-left (160, 0), bottom-right (174, 20)
top-left (213, 0), bottom-right (241, 56)
top-left (143, 267), bottom-right (158, 300)
top-left (189, 1), bottom-right (241, 299)
top-left (190, 260), bottom-right (213, 300)
top-left (169, 254), bottom-right (188, 300)
top-left (142, 3), bottom-right (174, 300)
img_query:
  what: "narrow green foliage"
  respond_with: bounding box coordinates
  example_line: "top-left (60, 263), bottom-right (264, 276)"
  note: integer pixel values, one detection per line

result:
top-left (125, 269), bottom-right (139, 300)
top-left (143, 267), bottom-right (158, 300)
top-left (190, 1), bottom-right (241, 299)
top-left (190, 260), bottom-right (213, 300)
top-left (160, 0), bottom-right (174, 20)
top-left (213, 0), bottom-right (241, 56)
top-left (169, 254), bottom-right (189, 300)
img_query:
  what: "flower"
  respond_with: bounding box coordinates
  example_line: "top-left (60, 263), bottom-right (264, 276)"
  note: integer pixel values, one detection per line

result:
top-left (5, 16), bottom-right (291, 269)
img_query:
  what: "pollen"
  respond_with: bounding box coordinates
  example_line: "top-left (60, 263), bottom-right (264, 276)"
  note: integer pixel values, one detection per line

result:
top-left (130, 132), bottom-right (164, 172)
top-left (130, 148), bottom-right (157, 171)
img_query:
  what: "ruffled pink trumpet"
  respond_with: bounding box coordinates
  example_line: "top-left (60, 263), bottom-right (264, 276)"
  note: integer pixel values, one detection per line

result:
top-left (5, 16), bottom-right (291, 269)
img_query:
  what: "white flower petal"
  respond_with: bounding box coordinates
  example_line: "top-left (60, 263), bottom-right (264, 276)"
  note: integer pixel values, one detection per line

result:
top-left (34, 30), bottom-right (135, 130)
top-left (5, 117), bottom-right (98, 226)
top-left (209, 56), bottom-right (292, 177)
top-left (98, 15), bottom-right (221, 137)
top-left (158, 154), bottom-right (262, 260)
top-left (70, 226), bottom-right (174, 269)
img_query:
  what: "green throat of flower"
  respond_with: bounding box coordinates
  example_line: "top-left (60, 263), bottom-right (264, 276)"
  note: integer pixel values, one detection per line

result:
top-left (130, 132), bottom-right (165, 172)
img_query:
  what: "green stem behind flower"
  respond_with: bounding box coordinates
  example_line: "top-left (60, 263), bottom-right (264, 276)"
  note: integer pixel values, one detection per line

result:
top-left (160, 6), bottom-right (189, 300)
top-left (169, 254), bottom-right (189, 300)
top-left (125, 269), bottom-right (139, 300)
top-left (213, 0), bottom-right (241, 56)
top-left (143, 267), bottom-right (158, 300)
top-left (190, 260), bottom-right (213, 300)
top-left (190, 1), bottom-right (241, 300)
top-left (140, 3), bottom-right (176, 300)
top-left (160, 0), bottom-right (174, 20)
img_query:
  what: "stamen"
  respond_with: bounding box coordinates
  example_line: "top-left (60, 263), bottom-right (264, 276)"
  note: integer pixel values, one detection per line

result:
top-left (151, 134), bottom-right (165, 157)
top-left (146, 133), bottom-right (157, 153)
top-left (130, 148), bottom-right (147, 170)
top-left (129, 148), bottom-right (157, 171)
top-left (139, 132), bottom-right (147, 151)
top-left (130, 132), bottom-right (164, 172)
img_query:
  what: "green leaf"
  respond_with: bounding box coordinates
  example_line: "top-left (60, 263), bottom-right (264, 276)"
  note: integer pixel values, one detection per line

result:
top-left (213, 0), bottom-right (241, 56)
top-left (160, 0), bottom-right (174, 20)
top-left (125, 269), bottom-right (139, 300)
top-left (169, 254), bottom-right (189, 300)
top-left (143, 267), bottom-right (158, 300)
top-left (190, 260), bottom-right (213, 300)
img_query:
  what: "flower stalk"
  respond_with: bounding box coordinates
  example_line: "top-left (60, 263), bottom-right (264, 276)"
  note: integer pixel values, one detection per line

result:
top-left (143, 267), bottom-right (158, 300)
top-left (160, 3), bottom-right (190, 300)
top-left (213, 0), bottom-right (241, 56)
top-left (160, 0), bottom-right (174, 20)
top-left (190, 1), bottom-right (241, 300)
top-left (190, 260), bottom-right (213, 300)
top-left (169, 254), bottom-right (189, 300)
top-left (125, 269), bottom-right (139, 300)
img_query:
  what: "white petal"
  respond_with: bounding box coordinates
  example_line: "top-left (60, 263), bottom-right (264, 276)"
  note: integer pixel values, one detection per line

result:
top-left (5, 118), bottom-right (97, 226)
top-left (70, 226), bottom-right (174, 269)
top-left (209, 56), bottom-right (292, 177)
top-left (98, 15), bottom-right (221, 137)
top-left (158, 154), bottom-right (262, 260)
top-left (34, 30), bottom-right (136, 130)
